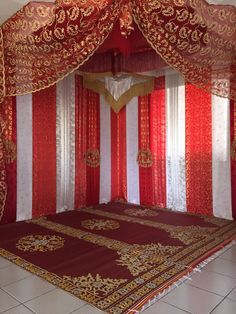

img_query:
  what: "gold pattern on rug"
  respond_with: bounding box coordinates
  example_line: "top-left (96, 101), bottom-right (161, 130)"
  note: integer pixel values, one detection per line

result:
top-left (62, 273), bottom-right (127, 297)
top-left (81, 219), bottom-right (120, 231)
top-left (80, 207), bottom-right (217, 245)
top-left (117, 243), bottom-right (181, 276)
top-left (16, 235), bottom-right (65, 252)
top-left (124, 208), bottom-right (158, 217)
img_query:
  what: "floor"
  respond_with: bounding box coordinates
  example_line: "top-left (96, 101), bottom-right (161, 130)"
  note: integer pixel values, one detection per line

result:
top-left (0, 245), bottom-right (236, 314)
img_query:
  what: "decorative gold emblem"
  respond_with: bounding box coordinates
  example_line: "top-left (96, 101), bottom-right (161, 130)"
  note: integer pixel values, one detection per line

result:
top-left (117, 243), bottom-right (181, 276)
top-left (124, 208), bottom-right (158, 217)
top-left (84, 148), bottom-right (100, 167)
top-left (119, 3), bottom-right (134, 38)
top-left (81, 219), bottom-right (120, 231)
top-left (231, 140), bottom-right (236, 161)
top-left (62, 273), bottom-right (127, 297)
top-left (137, 149), bottom-right (153, 168)
top-left (3, 140), bottom-right (16, 164)
top-left (16, 235), bottom-right (65, 252)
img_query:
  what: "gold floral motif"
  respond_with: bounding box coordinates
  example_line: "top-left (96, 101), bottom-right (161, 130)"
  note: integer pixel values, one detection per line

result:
top-left (119, 3), bottom-right (134, 38)
top-left (124, 208), bottom-right (158, 217)
top-left (84, 148), bottom-right (100, 167)
top-left (62, 273), bottom-right (127, 297)
top-left (117, 243), bottom-right (181, 276)
top-left (3, 140), bottom-right (16, 164)
top-left (81, 219), bottom-right (120, 231)
top-left (16, 235), bottom-right (65, 252)
top-left (203, 215), bottom-right (230, 227)
top-left (137, 149), bottom-right (153, 168)
top-left (0, 136), bottom-right (7, 222)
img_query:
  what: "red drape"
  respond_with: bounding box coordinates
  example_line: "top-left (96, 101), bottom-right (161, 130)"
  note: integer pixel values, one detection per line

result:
top-left (185, 84), bottom-right (213, 215)
top-left (75, 76), bottom-right (87, 208)
top-left (75, 76), bottom-right (100, 208)
top-left (32, 86), bottom-right (57, 218)
top-left (86, 91), bottom-right (100, 206)
top-left (230, 99), bottom-right (236, 219)
top-left (0, 96), bottom-right (17, 224)
top-left (111, 107), bottom-right (127, 201)
top-left (150, 77), bottom-right (166, 208)
top-left (138, 95), bottom-right (153, 205)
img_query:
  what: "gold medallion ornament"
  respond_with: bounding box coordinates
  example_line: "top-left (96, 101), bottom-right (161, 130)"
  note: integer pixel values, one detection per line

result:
top-left (84, 148), bottom-right (100, 167)
top-left (81, 219), bottom-right (120, 231)
top-left (16, 235), bottom-right (65, 252)
top-left (137, 148), bottom-right (153, 168)
top-left (124, 208), bottom-right (158, 217)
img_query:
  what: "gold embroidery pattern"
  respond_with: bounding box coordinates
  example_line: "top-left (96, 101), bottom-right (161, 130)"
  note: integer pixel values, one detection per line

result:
top-left (117, 243), bottom-right (181, 276)
top-left (16, 235), bottom-right (65, 252)
top-left (133, 0), bottom-right (236, 100)
top-left (80, 207), bottom-right (217, 245)
top-left (3, 140), bottom-right (16, 164)
top-left (231, 140), bottom-right (236, 161)
top-left (81, 219), bottom-right (120, 231)
top-left (62, 273), bottom-right (127, 297)
top-left (203, 215), bottom-right (229, 227)
top-left (0, 135), bottom-right (7, 222)
top-left (137, 149), bottom-right (153, 168)
top-left (84, 148), bottom-right (100, 167)
top-left (124, 208), bottom-right (158, 217)
top-left (1, 217), bottom-right (235, 313)
top-left (0, 28), bottom-right (5, 102)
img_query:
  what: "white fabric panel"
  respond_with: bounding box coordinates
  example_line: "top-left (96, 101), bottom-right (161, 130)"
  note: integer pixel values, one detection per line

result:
top-left (99, 96), bottom-right (111, 203)
top-left (56, 73), bottom-right (75, 212)
top-left (16, 94), bottom-right (33, 221)
top-left (126, 97), bottom-right (140, 204)
top-left (212, 95), bottom-right (232, 219)
top-left (166, 72), bottom-right (186, 211)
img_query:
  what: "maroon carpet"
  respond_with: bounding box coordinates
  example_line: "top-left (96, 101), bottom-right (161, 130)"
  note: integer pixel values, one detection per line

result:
top-left (0, 202), bottom-right (236, 313)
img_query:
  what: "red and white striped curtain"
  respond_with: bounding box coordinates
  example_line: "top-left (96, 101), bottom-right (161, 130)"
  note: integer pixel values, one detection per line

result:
top-left (0, 70), bottom-right (235, 224)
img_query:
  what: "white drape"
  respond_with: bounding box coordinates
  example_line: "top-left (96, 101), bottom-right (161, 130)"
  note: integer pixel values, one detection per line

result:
top-left (166, 71), bottom-right (187, 211)
top-left (212, 95), bottom-right (232, 219)
top-left (16, 94), bottom-right (33, 221)
top-left (126, 97), bottom-right (140, 204)
top-left (99, 96), bottom-right (111, 203)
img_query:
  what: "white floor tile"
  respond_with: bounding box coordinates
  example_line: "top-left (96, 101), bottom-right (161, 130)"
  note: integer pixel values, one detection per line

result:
top-left (220, 246), bottom-right (236, 262)
top-left (162, 283), bottom-right (223, 314)
top-left (0, 257), bottom-right (12, 269)
top-left (24, 288), bottom-right (86, 314)
top-left (0, 289), bottom-right (19, 313)
top-left (71, 304), bottom-right (105, 313)
top-left (141, 301), bottom-right (190, 314)
top-left (211, 298), bottom-right (236, 314)
top-left (204, 258), bottom-right (236, 278)
top-left (3, 275), bottom-right (55, 302)
top-left (227, 286), bottom-right (236, 301)
top-left (2, 305), bottom-right (34, 314)
top-left (186, 269), bottom-right (236, 296)
top-left (0, 265), bottom-right (32, 288)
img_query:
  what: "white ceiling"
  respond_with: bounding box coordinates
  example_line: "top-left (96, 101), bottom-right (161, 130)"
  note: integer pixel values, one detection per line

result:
top-left (0, 0), bottom-right (235, 26)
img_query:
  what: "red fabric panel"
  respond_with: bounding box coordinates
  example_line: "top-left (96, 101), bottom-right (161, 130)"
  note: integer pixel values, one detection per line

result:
top-left (230, 100), bottom-right (236, 220)
top-left (32, 86), bottom-right (56, 217)
top-left (86, 91), bottom-right (100, 206)
top-left (138, 95), bottom-right (153, 205)
top-left (0, 96), bottom-right (17, 224)
top-left (150, 77), bottom-right (166, 208)
top-left (111, 107), bottom-right (127, 201)
top-left (74, 76), bottom-right (87, 208)
top-left (185, 84), bottom-right (213, 215)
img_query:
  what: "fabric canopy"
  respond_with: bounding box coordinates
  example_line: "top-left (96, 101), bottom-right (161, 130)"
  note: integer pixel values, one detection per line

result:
top-left (0, 0), bottom-right (235, 103)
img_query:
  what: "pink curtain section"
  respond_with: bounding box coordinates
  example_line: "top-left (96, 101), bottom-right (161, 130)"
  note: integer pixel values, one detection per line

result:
top-left (74, 76), bottom-right (100, 208)
top-left (150, 77), bottom-right (166, 208)
top-left (0, 97), bottom-right (17, 224)
top-left (32, 86), bottom-right (57, 218)
top-left (185, 83), bottom-right (213, 215)
top-left (230, 100), bottom-right (236, 220)
top-left (111, 107), bottom-right (127, 201)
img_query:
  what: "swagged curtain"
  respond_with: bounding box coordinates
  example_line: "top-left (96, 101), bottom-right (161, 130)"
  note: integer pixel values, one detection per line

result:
top-left (0, 0), bottom-right (235, 222)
